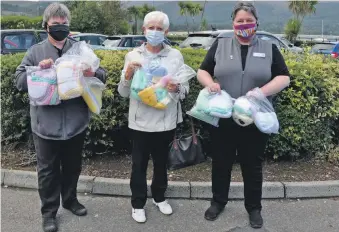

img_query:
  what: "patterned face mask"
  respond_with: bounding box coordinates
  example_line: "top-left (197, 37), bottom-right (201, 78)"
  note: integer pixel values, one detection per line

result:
top-left (233, 23), bottom-right (257, 39)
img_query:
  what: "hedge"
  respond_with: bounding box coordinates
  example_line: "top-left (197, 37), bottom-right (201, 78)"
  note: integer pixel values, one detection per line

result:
top-left (1, 16), bottom-right (43, 30)
top-left (1, 49), bottom-right (338, 160)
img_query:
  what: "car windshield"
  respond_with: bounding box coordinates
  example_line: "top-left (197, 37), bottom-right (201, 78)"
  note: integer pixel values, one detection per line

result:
top-left (103, 38), bottom-right (121, 47)
top-left (180, 35), bottom-right (216, 48)
top-left (311, 44), bottom-right (335, 52)
top-left (280, 37), bottom-right (293, 46)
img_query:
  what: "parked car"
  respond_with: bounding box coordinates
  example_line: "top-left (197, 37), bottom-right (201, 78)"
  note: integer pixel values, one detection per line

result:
top-left (1, 29), bottom-right (47, 54)
top-left (179, 31), bottom-right (222, 50)
top-left (102, 35), bottom-right (179, 50)
top-left (71, 33), bottom-right (107, 46)
top-left (310, 42), bottom-right (339, 59)
top-left (180, 30), bottom-right (303, 53)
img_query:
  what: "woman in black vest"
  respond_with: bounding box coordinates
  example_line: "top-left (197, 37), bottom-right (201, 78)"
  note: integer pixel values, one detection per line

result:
top-left (197, 2), bottom-right (290, 228)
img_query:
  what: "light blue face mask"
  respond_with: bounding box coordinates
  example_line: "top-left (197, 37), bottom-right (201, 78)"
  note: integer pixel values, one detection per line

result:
top-left (145, 29), bottom-right (165, 46)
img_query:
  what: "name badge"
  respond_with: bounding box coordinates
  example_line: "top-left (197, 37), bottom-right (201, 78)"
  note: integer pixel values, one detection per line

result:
top-left (253, 52), bottom-right (266, 58)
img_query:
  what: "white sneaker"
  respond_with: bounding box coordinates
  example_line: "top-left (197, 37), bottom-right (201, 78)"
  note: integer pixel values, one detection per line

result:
top-left (132, 208), bottom-right (146, 223)
top-left (153, 199), bottom-right (173, 215)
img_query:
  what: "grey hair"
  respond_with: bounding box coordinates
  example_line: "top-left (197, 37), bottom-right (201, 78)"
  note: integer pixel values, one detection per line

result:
top-left (42, 3), bottom-right (71, 28)
top-left (143, 11), bottom-right (170, 30)
top-left (231, 2), bottom-right (258, 21)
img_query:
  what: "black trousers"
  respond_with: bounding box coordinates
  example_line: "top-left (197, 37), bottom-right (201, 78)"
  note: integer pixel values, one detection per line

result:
top-left (208, 119), bottom-right (268, 213)
top-left (33, 131), bottom-right (86, 218)
top-left (130, 129), bottom-right (175, 209)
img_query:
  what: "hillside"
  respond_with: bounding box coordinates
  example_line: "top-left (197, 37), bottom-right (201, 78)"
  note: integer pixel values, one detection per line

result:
top-left (2, 1), bottom-right (338, 35)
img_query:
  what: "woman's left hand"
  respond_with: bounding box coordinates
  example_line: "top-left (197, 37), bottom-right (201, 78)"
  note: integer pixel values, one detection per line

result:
top-left (166, 81), bottom-right (179, 93)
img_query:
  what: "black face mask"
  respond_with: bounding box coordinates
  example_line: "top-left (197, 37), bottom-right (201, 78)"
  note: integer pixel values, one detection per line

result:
top-left (47, 24), bottom-right (69, 41)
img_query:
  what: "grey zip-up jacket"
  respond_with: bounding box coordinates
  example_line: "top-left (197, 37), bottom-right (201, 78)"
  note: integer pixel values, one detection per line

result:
top-left (15, 39), bottom-right (107, 140)
top-left (118, 44), bottom-right (189, 132)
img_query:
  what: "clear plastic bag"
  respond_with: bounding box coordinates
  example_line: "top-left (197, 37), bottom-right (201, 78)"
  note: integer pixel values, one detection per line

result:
top-left (232, 97), bottom-right (254, 127)
top-left (187, 88), bottom-right (219, 127)
top-left (82, 77), bottom-right (105, 115)
top-left (131, 58), bottom-right (196, 109)
top-left (206, 90), bottom-right (233, 118)
top-left (55, 41), bottom-right (100, 100)
top-left (60, 41), bottom-right (100, 72)
top-left (25, 66), bottom-right (60, 106)
top-left (246, 88), bottom-right (279, 134)
top-left (55, 59), bottom-right (84, 100)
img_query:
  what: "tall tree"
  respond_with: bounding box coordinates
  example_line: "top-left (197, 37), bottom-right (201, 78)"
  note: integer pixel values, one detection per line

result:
top-left (139, 4), bottom-right (156, 20)
top-left (200, 0), bottom-right (207, 31)
top-left (127, 6), bottom-right (141, 34)
top-left (285, 0), bottom-right (317, 43)
top-left (178, 2), bottom-right (190, 34)
top-left (187, 3), bottom-right (203, 32)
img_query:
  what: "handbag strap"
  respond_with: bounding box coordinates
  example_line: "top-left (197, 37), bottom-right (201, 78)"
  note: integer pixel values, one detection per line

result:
top-left (174, 101), bottom-right (198, 145)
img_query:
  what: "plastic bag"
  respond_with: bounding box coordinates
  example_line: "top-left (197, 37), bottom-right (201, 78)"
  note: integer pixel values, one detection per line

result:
top-left (55, 59), bottom-right (84, 100)
top-left (55, 41), bottom-right (100, 100)
top-left (232, 97), bottom-right (254, 127)
top-left (206, 90), bottom-right (233, 118)
top-left (60, 41), bottom-right (100, 72)
top-left (82, 77), bottom-right (105, 114)
top-left (131, 58), bottom-right (196, 109)
top-left (25, 66), bottom-right (60, 106)
top-left (246, 88), bottom-right (279, 134)
top-left (187, 88), bottom-right (219, 127)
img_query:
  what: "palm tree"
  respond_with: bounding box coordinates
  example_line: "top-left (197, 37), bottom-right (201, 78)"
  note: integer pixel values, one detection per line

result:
top-left (288, 0), bottom-right (317, 24)
top-left (200, 0), bottom-right (207, 31)
top-left (128, 6), bottom-right (141, 34)
top-left (187, 3), bottom-right (203, 33)
top-left (139, 4), bottom-right (156, 20)
top-left (178, 2), bottom-right (190, 34)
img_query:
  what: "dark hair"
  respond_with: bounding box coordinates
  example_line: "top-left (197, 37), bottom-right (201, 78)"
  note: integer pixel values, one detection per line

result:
top-left (231, 2), bottom-right (258, 21)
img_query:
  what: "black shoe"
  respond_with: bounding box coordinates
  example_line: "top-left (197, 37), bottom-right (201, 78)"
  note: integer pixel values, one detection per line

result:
top-left (249, 210), bottom-right (263, 229)
top-left (204, 203), bottom-right (225, 221)
top-left (63, 199), bottom-right (87, 216)
top-left (42, 217), bottom-right (57, 232)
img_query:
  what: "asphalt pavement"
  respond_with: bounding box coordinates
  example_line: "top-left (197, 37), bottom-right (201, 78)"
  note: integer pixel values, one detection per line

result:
top-left (1, 187), bottom-right (338, 232)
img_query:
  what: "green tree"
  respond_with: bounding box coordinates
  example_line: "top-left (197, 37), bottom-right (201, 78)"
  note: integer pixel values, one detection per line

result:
top-left (284, 18), bottom-right (302, 43)
top-left (187, 2), bottom-right (203, 32)
top-left (99, 1), bottom-right (129, 35)
top-left (288, 0), bottom-right (317, 23)
top-left (139, 4), bottom-right (156, 20)
top-left (200, 18), bottom-right (208, 31)
top-left (178, 2), bottom-right (190, 34)
top-left (128, 6), bottom-right (141, 34)
top-left (70, 1), bottom-right (104, 33)
top-left (285, 1), bottom-right (317, 43)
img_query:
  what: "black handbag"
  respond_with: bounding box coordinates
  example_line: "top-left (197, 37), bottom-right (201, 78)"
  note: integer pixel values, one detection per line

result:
top-left (168, 104), bottom-right (206, 171)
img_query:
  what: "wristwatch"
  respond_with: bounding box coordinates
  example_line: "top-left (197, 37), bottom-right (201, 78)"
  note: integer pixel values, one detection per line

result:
top-left (176, 84), bottom-right (181, 94)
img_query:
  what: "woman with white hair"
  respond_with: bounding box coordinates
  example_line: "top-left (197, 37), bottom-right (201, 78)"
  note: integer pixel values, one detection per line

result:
top-left (118, 11), bottom-right (189, 223)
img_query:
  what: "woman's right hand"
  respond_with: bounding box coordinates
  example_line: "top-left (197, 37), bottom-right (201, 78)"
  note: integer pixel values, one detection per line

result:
top-left (125, 62), bottom-right (141, 80)
top-left (207, 82), bottom-right (221, 93)
top-left (39, 58), bottom-right (54, 69)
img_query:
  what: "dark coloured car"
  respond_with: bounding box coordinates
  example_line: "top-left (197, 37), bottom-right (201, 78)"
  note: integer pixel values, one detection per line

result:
top-left (1, 29), bottom-right (48, 54)
top-left (311, 42), bottom-right (339, 59)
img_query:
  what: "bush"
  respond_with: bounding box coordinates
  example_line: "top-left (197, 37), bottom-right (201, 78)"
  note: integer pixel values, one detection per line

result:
top-left (1, 49), bottom-right (338, 160)
top-left (1, 16), bottom-right (43, 29)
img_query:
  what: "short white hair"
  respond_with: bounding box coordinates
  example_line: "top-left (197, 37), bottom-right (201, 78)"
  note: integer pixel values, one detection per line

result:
top-left (143, 11), bottom-right (170, 30)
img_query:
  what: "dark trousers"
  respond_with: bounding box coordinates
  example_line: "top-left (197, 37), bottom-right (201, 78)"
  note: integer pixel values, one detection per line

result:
top-left (130, 129), bottom-right (175, 209)
top-left (33, 132), bottom-right (86, 218)
top-left (208, 119), bottom-right (268, 213)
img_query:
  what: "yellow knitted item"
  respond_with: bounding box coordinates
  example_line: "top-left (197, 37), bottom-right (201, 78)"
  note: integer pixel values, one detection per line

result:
top-left (56, 61), bottom-right (83, 100)
top-left (138, 87), bottom-right (157, 107)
